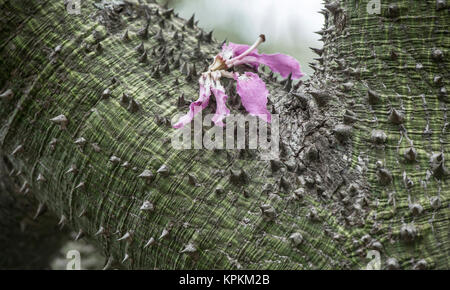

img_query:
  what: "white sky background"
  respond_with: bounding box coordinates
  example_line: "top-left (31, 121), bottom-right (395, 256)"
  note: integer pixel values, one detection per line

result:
top-left (167, 0), bottom-right (325, 78)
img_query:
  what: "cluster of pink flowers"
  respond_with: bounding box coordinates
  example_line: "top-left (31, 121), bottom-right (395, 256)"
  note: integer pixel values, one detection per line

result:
top-left (173, 35), bottom-right (304, 129)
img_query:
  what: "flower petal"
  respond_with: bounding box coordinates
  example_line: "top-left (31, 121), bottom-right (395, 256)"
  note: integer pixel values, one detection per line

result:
top-left (235, 72), bottom-right (271, 123)
top-left (256, 53), bottom-right (304, 79)
top-left (223, 42), bottom-right (304, 79)
top-left (221, 43), bottom-right (256, 60)
top-left (210, 81), bottom-right (230, 127)
top-left (173, 76), bottom-right (211, 129)
top-left (233, 54), bottom-right (304, 79)
top-left (229, 56), bottom-right (260, 70)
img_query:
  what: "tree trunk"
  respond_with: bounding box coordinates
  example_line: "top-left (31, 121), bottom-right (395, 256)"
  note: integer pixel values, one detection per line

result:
top-left (0, 0), bottom-right (448, 269)
top-left (0, 155), bottom-right (68, 269)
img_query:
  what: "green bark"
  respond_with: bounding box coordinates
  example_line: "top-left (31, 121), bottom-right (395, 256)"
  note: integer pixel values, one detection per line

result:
top-left (0, 155), bottom-right (68, 269)
top-left (0, 0), bottom-right (448, 269)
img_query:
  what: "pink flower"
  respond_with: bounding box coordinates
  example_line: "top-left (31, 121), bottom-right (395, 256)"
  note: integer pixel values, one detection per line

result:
top-left (172, 75), bottom-right (211, 129)
top-left (173, 35), bottom-right (304, 128)
top-left (235, 72), bottom-right (271, 123)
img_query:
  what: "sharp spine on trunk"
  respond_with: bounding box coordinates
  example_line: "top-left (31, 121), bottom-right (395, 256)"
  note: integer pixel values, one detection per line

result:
top-left (173, 31), bottom-right (179, 40)
top-left (75, 229), bottom-right (85, 241)
top-left (139, 50), bottom-right (148, 63)
top-left (58, 214), bottom-right (67, 230)
top-left (127, 98), bottom-right (140, 113)
top-left (74, 137), bottom-right (87, 146)
top-left (436, 0), bottom-right (447, 11)
top-left (155, 28), bottom-right (165, 43)
top-left (11, 144), bottom-right (24, 156)
top-left (283, 73), bottom-right (293, 91)
top-left (78, 208), bottom-right (86, 218)
top-left (158, 19), bottom-right (166, 29)
top-left (140, 200), bottom-right (154, 211)
top-left (157, 164), bottom-right (170, 176)
top-left (159, 228), bottom-right (170, 240)
top-left (180, 61), bottom-right (188, 74)
top-left (325, 1), bottom-right (340, 14)
top-left (377, 168), bottom-right (393, 186)
top-left (102, 256), bottom-right (114, 270)
top-left (122, 29), bottom-right (130, 42)
top-left (180, 243), bottom-right (197, 254)
top-left (65, 164), bottom-right (78, 175)
top-left (188, 173), bottom-right (198, 186)
top-left (196, 31), bottom-right (203, 41)
top-left (135, 42), bottom-right (145, 54)
top-left (431, 48), bottom-right (444, 61)
top-left (33, 203), bottom-right (47, 220)
top-left (95, 226), bottom-right (106, 236)
top-left (215, 186), bottom-right (224, 195)
top-left (404, 147), bottom-right (417, 162)
top-left (388, 108), bottom-right (404, 125)
top-left (50, 114), bottom-right (68, 129)
top-left (102, 88), bottom-right (111, 99)
top-left (152, 66), bottom-right (161, 79)
top-left (289, 232), bottom-right (303, 246)
top-left (333, 124), bottom-right (353, 142)
top-left (309, 90), bottom-right (331, 106)
top-left (20, 181), bottom-right (30, 194)
top-left (230, 169), bottom-right (248, 185)
top-left (177, 94), bottom-right (185, 107)
top-left (162, 8), bottom-right (174, 18)
top-left (91, 143), bottom-right (101, 153)
top-left (430, 153), bottom-right (448, 179)
top-left (310, 47), bottom-right (323, 56)
top-left (95, 42), bottom-right (103, 53)
top-left (109, 155), bottom-right (121, 164)
top-left (270, 160), bottom-right (282, 172)
top-left (144, 237), bottom-right (155, 248)
top-left (400, 223), bottom-right (417, 242)
top-left (121, 92), bottom-right (130, 104)
top-left (161, 62), bottom-right (170, 74)
top-left (260, 204), bottom-right (277, 221)
top-left (121, 253), bottom-right (130, 264)
top-left (75, 181), bottom-right (85, 190)
top-left (117, 231), bottom-right (133, 242)
top-left (137, 21), bottom-right (150, 39)
top-left (138, 169), bottom-right (154, 184)
top-left (185, 13), bottom-right (195, 28)
top-left (205, 30), bottom-right (213, 43)
top-left (386, 4), bottom-right (400, 18)
top-left (0, 88), bottom-right (13, 100)
top-left (36, 173), bottom-right (46, 182)
top-left (367, 89), bottom-right (381, 104)
top-left (280, 176), bottom-right (291, 191)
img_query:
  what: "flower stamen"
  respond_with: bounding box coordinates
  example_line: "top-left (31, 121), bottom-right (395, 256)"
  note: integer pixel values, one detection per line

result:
top-left (209, 55), bottom-right (228, 72)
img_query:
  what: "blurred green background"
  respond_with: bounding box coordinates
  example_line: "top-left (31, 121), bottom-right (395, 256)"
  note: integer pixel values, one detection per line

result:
top-left (162, 0), bottom-right (325, 78)
top-left (52, 0), bottom-right (324, 269)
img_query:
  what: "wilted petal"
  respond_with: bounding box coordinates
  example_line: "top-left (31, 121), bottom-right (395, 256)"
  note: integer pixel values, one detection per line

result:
top-left (229, 56), bottom-right (260, 70)
top-left (221, 43), bottom-right (256, 60)
top-left (210, 81), bottom-right (230, 127)
top-left (255, 53), bottom-right (304, 79)
top-left (235, 72), bottom-right (271, 123)
top-left (173, 76), bottom-right (211, 129)
top-left (224, 42), bottom-right (304, 79)
top-left (233, 54), bottom-right (304, 79)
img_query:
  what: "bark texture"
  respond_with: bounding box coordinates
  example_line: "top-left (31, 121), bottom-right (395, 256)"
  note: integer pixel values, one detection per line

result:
top-left (0, 155), bottom-right (68, 269)
top-left (0, 0), bottom-right (448, 269)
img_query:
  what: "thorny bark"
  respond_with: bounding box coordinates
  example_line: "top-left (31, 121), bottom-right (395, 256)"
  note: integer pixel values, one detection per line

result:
top-left (0, 0), bottom-right (448, 269)
top-left (0, 156), bottom-right (68, 269)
